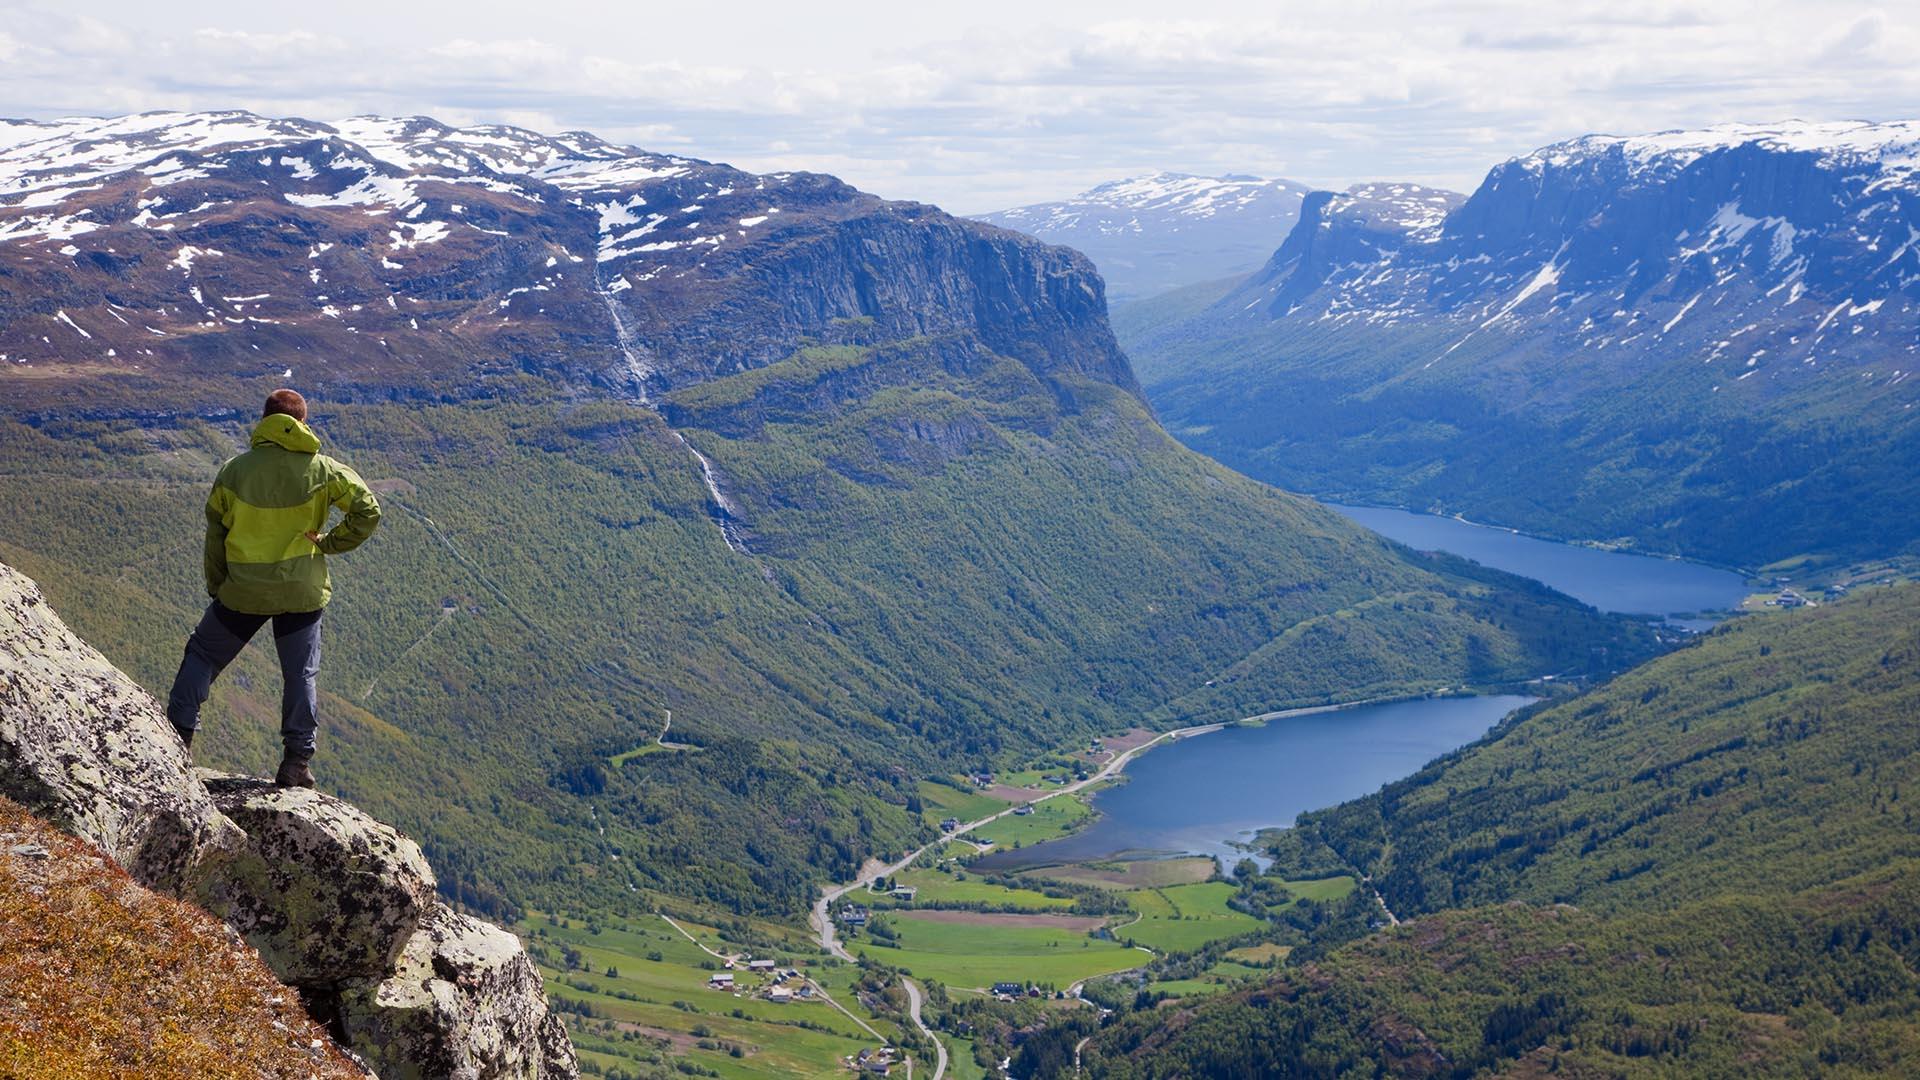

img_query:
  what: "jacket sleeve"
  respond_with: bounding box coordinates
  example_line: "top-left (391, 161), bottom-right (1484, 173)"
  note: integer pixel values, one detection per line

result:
top-left (203, 483), bottom-right (231, 597)
top-left (317, 459), bottom-right (382, 555)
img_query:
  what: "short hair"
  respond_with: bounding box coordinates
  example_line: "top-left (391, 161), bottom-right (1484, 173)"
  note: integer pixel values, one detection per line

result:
top-left (263, 388), bottom-right (308, 422)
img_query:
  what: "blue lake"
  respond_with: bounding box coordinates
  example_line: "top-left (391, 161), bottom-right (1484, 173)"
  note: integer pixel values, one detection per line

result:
top-left (1327, 503), bottom-right (1750, 622)
top-left (974, 695), bottom-right (1535, 870)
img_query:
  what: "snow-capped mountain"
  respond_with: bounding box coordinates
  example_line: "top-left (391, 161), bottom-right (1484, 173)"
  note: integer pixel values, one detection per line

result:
top-left (0, 110), bottom-right (1130, 412)
top-left (1238, 120), bottom-right (1920, 382)
top-left (1249, 182), bottom-right (1465, 316)
top-left (976, 173), bottom-right (1311, 301)
top-left (1127, 120), bottom-right (1920, 565)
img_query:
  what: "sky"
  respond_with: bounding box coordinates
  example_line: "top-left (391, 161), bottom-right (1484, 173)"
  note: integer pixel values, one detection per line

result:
top-left (1, 1), bottom-right (1915, 214)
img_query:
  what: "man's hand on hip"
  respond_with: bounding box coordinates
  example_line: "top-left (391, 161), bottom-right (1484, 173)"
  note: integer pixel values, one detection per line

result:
top-left (305, 530), bottom-right (325, 547)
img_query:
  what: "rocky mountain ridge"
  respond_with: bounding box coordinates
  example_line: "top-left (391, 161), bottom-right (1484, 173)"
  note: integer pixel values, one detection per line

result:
top-left (1233, 119), bottom-right (1920, 375)
top-left (1127, 119), bottom-right (1920, 564)
top-left (0, 558), bottom-right (576, 1078)
top-left (0, 110), bottom-right (1131, 413)
top-left (976, 172), bottom-right (1311, 301)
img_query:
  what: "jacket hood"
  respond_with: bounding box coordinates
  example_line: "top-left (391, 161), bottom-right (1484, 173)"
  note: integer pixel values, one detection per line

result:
top-left (251, 414), bottom-right (321, 454)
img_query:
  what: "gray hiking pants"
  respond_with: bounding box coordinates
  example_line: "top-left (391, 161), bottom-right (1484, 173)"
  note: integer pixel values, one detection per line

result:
top-left (166, 602), bottom-right (322, 757)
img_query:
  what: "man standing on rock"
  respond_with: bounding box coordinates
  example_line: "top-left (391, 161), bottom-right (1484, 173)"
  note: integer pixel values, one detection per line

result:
top-left (166, 389), bottom-right (381, 788)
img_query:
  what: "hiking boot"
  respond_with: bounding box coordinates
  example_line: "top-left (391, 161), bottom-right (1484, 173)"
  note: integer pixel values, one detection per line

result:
top-left (274, 754), bottom-right (315, 789)
top-left (173, 725), bottom-right (195, 758)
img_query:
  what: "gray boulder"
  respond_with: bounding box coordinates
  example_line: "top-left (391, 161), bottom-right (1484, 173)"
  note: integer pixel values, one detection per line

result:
top-left (205, 775), bottom-right (440, 985)
top-left (341, 905), bottom-right (580, 1080)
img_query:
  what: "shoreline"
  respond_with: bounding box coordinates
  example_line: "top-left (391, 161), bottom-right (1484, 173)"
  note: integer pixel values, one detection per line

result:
top-left (946, 693), bottom-right (1453, 879)
top-left (806, 689), bottom-right (1531, 1073)
top-left (811, 693), bottom-right (1419, 959)
top-left (1314, 497), bottom-right (1758, 579)
top-left (972, 689), bottom-right (1538, 875)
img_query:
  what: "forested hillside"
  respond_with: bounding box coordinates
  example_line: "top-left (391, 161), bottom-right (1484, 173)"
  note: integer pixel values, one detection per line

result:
top-left (1081, 587), bottom-right (1920, 1077)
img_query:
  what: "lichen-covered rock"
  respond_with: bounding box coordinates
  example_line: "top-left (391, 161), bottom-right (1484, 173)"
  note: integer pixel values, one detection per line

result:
top-left (0, 563), bottom-right (243, 898)
top-left (340, 905), bottom-right (580, 1079)
top-left (205, 774), bottom-right (439, 986)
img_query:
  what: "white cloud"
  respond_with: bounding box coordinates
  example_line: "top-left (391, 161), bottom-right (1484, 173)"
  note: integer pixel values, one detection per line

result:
top-left (0, 1), bottom-right (1915, 213)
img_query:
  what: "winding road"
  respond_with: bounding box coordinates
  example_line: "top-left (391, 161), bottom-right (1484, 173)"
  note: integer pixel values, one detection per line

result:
top-left (903, 977), bottom-right (947, 1080)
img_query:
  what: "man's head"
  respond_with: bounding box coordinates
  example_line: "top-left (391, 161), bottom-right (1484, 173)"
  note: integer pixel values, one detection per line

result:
top-left (263, 388), bottom-right (308, 422)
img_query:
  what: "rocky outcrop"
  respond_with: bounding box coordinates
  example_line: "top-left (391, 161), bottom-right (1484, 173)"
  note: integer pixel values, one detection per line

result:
top-left (340, 907), bottom-right (579, 1080)
top-left (0, 560), bottom-right (577, 1078)
top-left (0, 563), bottom-right (243, 898)
top-left (204, 776), bottom-right (439, 986)
top-left (0, 792), bottom-right (372, 1079)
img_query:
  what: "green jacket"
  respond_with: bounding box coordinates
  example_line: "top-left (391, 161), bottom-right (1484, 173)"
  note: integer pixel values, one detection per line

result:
top-left (204, 415), bottom-right (382, 615)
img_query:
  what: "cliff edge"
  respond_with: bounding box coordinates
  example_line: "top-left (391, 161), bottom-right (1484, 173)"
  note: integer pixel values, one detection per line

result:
top-left (0, 559), bottom-right (577, 1079)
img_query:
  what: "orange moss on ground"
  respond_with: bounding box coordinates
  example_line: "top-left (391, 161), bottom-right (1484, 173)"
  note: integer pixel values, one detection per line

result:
top-left (0, 795), bottom-right (366, 1079)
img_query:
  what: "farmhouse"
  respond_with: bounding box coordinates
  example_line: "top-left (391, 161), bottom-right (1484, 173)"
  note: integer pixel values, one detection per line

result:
top-left (769, 986), bottom-right (793, 1003)
top-left (992, 981), bottom-right (1025, 998)
top-left (1012, 805), bottom-right (1034, 816)
top-left (748, 958), bottom-right (777, 972)
top-left (941, 817), bottom-right (961, 832)
top-left (708, 972), bottom-right (735, 989)
top-left (889, 885), bottom-right (918, 901)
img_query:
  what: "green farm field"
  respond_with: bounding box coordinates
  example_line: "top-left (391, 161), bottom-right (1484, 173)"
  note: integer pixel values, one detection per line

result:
top-left (965, 794), bottom-right (1092, 850)
top-left (1023, 857), bottom-right (1215, 890)
top-left (1116, 883), bottom-right (1265, 953)
top-left (917, 782), bottom-right (1013, 829)
top-left (853, 911), bottom-right (1143, 989)
top-left (1275, 875), bottom-right (1355, 907)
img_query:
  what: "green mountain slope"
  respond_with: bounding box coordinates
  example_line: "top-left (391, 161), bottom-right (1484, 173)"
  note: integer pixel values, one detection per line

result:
top-left (1299, 585), bottom-right (1920, 917)
top-left (1130, 315), bottom-right (1920, 570)
top-left (0, 356), bottom-right (1652, 919)
top-left (1081, 587), bottom-right (1920, 1077)
top-left (1088, 866), bottom-right (1920, 1078)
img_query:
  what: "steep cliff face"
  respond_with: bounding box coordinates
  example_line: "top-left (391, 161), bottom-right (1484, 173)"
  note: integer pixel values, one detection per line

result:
top-left (1129, 121), bottom-right (1920, 564)
top-left (0, 111), bottom-right (1130, 412)
top-left (1248, 183), bottom-right (1465, 317)
top-left (0, 559), bottom-right (577, 1079)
